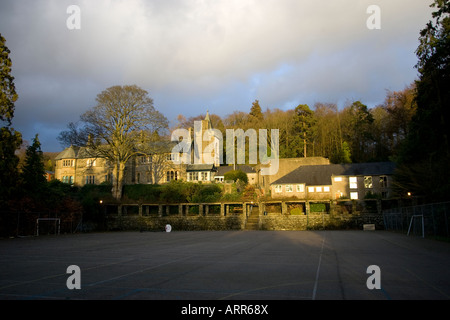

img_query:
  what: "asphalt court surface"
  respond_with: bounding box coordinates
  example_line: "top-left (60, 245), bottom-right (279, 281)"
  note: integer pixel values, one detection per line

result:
top-left (0, 230), bottom-right (449, 300)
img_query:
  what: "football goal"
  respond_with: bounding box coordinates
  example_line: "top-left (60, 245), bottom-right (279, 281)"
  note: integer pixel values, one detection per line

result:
top-left (407, 215), bottom-right (424, 238)
top-left (36, 218), bottom-right (61, 236)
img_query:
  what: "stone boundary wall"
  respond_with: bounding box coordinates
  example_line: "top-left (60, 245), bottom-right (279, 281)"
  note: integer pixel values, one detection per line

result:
top-left (259, 212), bottom-right (384, 230)
top-left (107, 215), bottom-right (246, 232)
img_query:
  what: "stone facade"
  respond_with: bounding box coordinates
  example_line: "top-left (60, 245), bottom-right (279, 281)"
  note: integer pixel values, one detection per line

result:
top-left (270, 162), bottom-right (395, 201)
top-left (54, 112), bottom-right (221, 187)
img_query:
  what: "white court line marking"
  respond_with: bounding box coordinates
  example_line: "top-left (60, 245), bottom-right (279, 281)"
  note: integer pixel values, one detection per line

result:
top-left (312, 236), bottom-right (326, 300)
top-left (87, 256), bottom-right (193, 287)
top-left (0, 259), bottom-right (130, 291)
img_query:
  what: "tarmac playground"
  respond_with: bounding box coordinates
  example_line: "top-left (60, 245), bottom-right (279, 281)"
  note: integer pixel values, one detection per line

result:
top-left (0, 230), bottom-right (449, 301)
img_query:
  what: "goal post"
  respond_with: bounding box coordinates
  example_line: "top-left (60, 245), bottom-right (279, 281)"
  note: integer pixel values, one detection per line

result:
top-left (407, 215), bottom-right (424, 238)
top-left (36, 218), bottom-right (61, 236)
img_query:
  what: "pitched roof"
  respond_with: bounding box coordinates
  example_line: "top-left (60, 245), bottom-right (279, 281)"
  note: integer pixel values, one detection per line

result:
top-left (54, 145), bottom-right (98, 160)
top-left (54, 145), bottom-right (80, 160)
top-left (271, 162), bottom-right (396, 185)
top-left (216, 165), bottom-right (256, 176)
top-left (186, 164), bottom-right (216, 172)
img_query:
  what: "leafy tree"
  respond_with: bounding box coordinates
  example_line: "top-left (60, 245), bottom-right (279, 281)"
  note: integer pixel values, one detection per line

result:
top-left (0, 127), bottom-right (22, 206)
top-left (292, 104), bottom-right (315, 157)
top-left (20, 134), bottom-right (47, 195)
top-left (0, 33), bottom-right (18, 126)
top-left (58, 85), bottom-right (169, 200)
top-left (395, 0), bottom-right (450, 201)
top-left (0, 33), bottom-right (21, 207)
top-left (342, 101), bottom-right (374, 163)
top-left (249, 99), bottom-right (264, 121)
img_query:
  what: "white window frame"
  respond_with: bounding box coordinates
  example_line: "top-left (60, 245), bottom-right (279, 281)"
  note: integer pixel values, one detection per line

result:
top-left (286, 185), bottom-right (293, 192)
top-left (296, 184), bottom-right (305, 192)
top-left (349, 177), bottom-right (358, 189)
top-left (350, 192), bottom-right (359, 200)
top-left (87, 159), bottom-right (96, 167)
top-left (275, 185), bottom-right (282, 193)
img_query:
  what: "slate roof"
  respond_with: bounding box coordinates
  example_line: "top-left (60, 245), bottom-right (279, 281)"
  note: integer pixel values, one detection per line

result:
top-left (271, 162), bottom-right (396, 186)
top-left (216, 165), bottom-right (256, 176)
top-left (186, 164), bottom-right (217, 172)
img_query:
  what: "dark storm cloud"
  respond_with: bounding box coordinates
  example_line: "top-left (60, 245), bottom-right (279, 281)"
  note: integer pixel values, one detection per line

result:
top-left (0, 0), bottom-right (433, 151)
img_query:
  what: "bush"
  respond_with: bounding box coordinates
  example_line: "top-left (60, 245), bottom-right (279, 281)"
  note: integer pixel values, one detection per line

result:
top-left (191, 184), bottom-right (223, 203)
top-left (159, 180), bottom-right (197, 203)
top-left (123, 184), bottom-right (161, 202)
top-left (224, 170), bottom-right (248, 185)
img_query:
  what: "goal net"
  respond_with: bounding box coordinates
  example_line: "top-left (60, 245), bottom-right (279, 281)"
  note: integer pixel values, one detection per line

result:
top-left (407, 215), bottom-right (424, 238)
top-left (36, 218), bottom-right (61, 236)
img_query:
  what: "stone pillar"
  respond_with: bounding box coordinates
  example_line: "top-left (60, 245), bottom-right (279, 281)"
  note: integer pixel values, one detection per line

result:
top-left (220, 203), bottom-right (225, 216)
top-left (305, 202), bottom-right (310, 215)
top-left (282, 202), bottom-right (287, 215)
top-left (199, 204), bottom-right (203, 216)
top-left (138, 204), bottom-right (143, 216)
top-left (158, 204), bottom-right (163, 217)
top-left (179, 204), bottom-right (183, 216)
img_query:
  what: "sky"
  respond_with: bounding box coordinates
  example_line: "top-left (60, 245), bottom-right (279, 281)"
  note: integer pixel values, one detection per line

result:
top-left (0, 0), bottom-right (435, 152)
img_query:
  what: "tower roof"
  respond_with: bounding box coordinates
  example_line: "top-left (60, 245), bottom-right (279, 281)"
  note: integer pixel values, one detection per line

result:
top-left (204, 110), bottom-right (213, 129)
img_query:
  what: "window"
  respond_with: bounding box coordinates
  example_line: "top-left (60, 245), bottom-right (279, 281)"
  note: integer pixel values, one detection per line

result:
top-left (62, 176), bottom-right (74, 184)
top-left (85, 175), bottom-right (95, 184)
top-left (188, 172), bottom-right (197, 181)
top-left (334, 176), bottom-right (342, 182)
top-left (349, 177), bottom-right (358, 189)
top-left (296, 184), bottom-right (305, 192)
top-left (166, 171), bottom-right (178, 182)
top-left (166, 153), bottom-right (179, 162)
top-left (324, 186), bottom-right (330, 192)
top-left (316, 186), bottom-right (322, 192)
top-left (140, 156), bottom-right (150, 164)
top-left (275, 185), bottom-right (282, 193)
top-left (200, 172), bottom-right (208, 181)
top-left (308, 186), bottom-right (315, 193)
top-left (364, 176), bottom-right (373, 189)
top-left (350, 192), bottom-right (359, 200)
top-left (286, 185), bottom-right (293, 192)
top-left (380, 176), bottom-right (388, 188)
top-left (63, 159), bottom-right (74, 167)
top-left (87, 159), bottom-right (96, 167)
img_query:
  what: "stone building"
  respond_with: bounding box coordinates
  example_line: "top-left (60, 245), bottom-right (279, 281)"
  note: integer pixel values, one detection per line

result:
top-left (54, 112), bottom-right (221, 187)
top-left (255, 157), bottom-right (331, 195)
top-left (270, 162), bottom-right (396, 200)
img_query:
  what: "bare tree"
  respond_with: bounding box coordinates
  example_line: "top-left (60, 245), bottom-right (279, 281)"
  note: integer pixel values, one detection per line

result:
top-left (59, 85), bottom-right (168, 199)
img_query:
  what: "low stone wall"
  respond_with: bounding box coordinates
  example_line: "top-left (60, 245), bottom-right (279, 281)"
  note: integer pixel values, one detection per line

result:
top-left (107, 215), bottom-right (246, 232)
top-left (259, 212), bottom-right (384, 230)
top-left (106, 212), bottom-right (384, 231)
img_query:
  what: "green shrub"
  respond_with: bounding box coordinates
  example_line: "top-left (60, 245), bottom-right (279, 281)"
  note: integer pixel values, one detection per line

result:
top-left (224, 170), bottom-right (248, 185)
top-left (123, 184), bottom-right (161, 202)
top-left (191, 184), bottom-right (222, 203)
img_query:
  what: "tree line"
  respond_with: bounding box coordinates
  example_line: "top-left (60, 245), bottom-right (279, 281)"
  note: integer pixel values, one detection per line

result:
top-left (174, 85), bottom-right (416, 165)
top-left (1, 0), bottom-right (449, 209)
